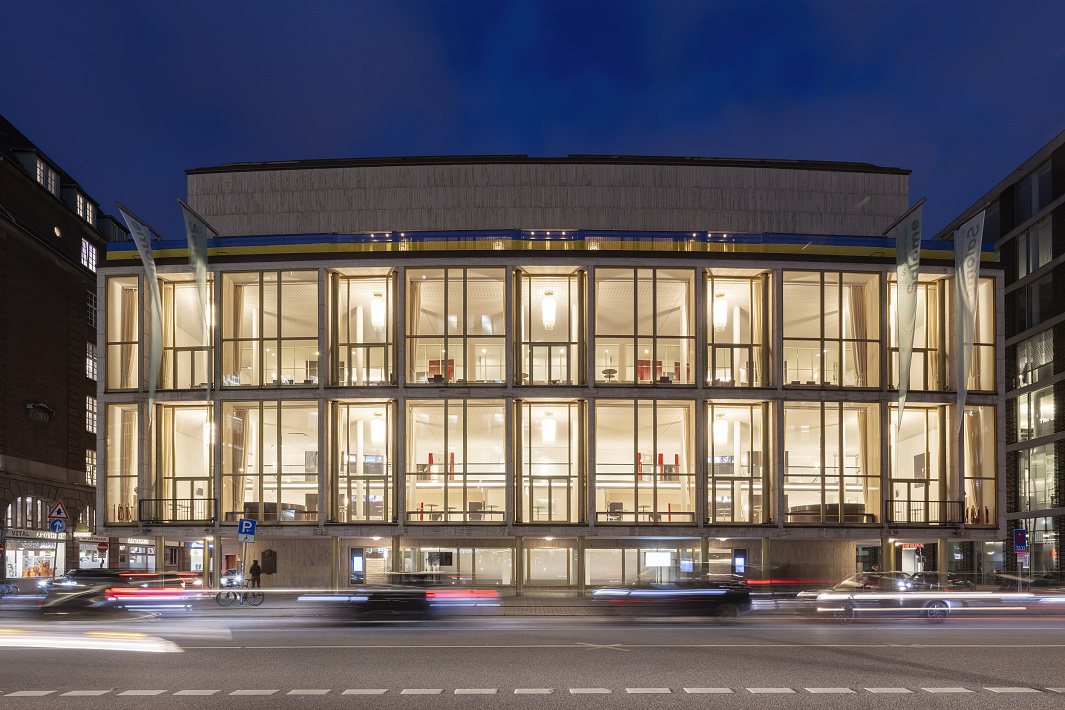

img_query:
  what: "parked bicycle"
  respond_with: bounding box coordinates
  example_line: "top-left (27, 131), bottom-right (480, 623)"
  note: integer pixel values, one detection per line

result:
top-left (215, 582), bottom-right (264, 607)
top-left (0, 582), bottom-right (18, 598)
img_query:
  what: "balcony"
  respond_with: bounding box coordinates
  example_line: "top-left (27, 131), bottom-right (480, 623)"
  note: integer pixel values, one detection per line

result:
top-left (138, 498), bottom-right (215, 524)
top-left (887, 500), bottom-right (965, 525)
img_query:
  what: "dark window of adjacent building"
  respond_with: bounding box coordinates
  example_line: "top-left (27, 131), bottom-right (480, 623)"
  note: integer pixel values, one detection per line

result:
top-left (1017, 217), bottom-right (1053, 280)
top-left (1014, 328), bottom-right (1053, 389)
top-left (983, 201), bottom-right (1001, 243)
top-left (1015, 160), bottom-right (1052, 225)
top-left (1013, 274), bottom-right (1054, 333)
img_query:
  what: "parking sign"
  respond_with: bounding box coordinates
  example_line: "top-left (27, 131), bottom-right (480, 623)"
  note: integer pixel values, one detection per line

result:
top-left (237, 518), bottom-right (257, 542)
top-left (1014, 528), bottom-right (1027, 553)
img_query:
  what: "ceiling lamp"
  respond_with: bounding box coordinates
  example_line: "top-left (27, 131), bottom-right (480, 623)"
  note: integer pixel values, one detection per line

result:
top-left (542, 411), bottom-right (556, 444)
top-left (542, 291), bottom-right (556, 331)
top-left (370, 292), bottom-right (386, 332)
top-left (713, 412), bottom-right (728, 446)
top-left (370, 412), bottom-right (386, 446)
top-left (713, 291), bottom-right (727, 332)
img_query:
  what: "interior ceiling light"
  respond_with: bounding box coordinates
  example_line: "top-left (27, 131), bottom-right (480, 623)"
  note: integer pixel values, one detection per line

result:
top-left (713, 291), bottom-right (727, 332)
top-left (370, 292), bottom-right (386, 332)
top-left (542, 411), bottom-right (556, 444)
top-left (713, 412), bottom-right (728, 446)
top-left (542, 291), bottom-right (556, 331)
top-left (370, 412), bottom-right (385, 446)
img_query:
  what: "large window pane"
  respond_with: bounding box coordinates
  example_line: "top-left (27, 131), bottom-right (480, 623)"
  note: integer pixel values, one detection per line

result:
top-left (151, 405), bottom-right (212, 522)
top-left (336, 403), bottom-right (393, 522)
top-left (708, 275), bottom-right (765, 386)
top-left (106, 276), bottom-right (139, 390)
top-left (519, 272), bottom-right (581, 385)
top-left (105, 403), bottom-right (139, 523)
top-left (708, 404), bottom-right (766, 523)
top-left (160, 279), bottom-right (211, 390)
top-left (520, 402), bottom-right (581, 522)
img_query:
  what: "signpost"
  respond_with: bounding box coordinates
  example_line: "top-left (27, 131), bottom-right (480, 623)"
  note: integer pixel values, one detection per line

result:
top-left (237, 518), bottom-right (256, 584)
top-left (46, 501), bottom-right (69, 580)
top-left (97, 542), bottom-right (108, 554)
top-left (48, 519), bottom-right (65, 534)
top-left (1014, 528), bottom-right (1027, 553)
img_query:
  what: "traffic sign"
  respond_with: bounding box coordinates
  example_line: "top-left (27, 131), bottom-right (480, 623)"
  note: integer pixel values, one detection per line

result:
top-left (47, 501), bottom-right (69, 520)
top-left (237, 518), bottom-right (257, 542)
top-left (1014, 529), bottom-right (1027, 553)
top-left (97, 542), bottom-right (108, 554)
top-left (48, 519), bottom-right (66, 534)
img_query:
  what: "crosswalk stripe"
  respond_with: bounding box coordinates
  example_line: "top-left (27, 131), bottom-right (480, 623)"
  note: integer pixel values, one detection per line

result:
top-left (923, 688), bottom-right (973, 693)
top-left (866, 688), bottom-right (913, 693)
top-left (455, 689), bottom-right (496, 694)
top-left (288, 690), bottom-right (330, 695)
top-left (515, 689), bottom-right (553, 694)
top-left (4, 691), bottom-right (56, 697)
top-left (229, 690), bottom-right (278, 695)
top-left (400, 689), bottom-right (442, 695)
top-left (806, 688), bottom-right (855, 693)
top-left (173, 690), bottom-right (221, 695)
top-left (684, 688), bottom-right (733, 694)
top-left (118, 690), bottom-right (167, 696)
top-left (748, 688), bottom-right (795, 693)
top-left (986, 688), bottom-right (1040, 693)
top-left (60, 691), bottom-right (111, 696)
top-left (570, 688), bottom-right (611, 693)
top-left (627, 688), bottom-right (671, 693)
top-left (342, 689), bottom-right (388, 695)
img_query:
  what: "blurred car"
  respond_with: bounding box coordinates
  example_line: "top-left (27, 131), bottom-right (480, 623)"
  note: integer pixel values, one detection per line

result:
top-left (36, 568), bottom-right (127, 592)
top-left (300, 572), bottom-right (499, 619)
top-left (908, 572), bottom-right (976, 591)
top-left (39, 575), bottom-right (132, 614)
top-left (593, 572), bottom-right (753, 620)
top-left (219, 569), bottom-right (244, 588)
top-left (176, 571), bottom-right (205, 588)
top-left (797, 572), bottom-right (958, 622)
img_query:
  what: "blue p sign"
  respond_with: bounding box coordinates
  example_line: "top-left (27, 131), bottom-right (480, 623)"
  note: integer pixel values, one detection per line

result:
top-left (237, 518), bottom-right (257, 541)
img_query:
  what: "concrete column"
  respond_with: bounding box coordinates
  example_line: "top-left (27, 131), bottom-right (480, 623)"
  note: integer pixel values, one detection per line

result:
top-left (761, 537), bottom-right (771, 580)
top-left (155, 536), bottom-right (164, 573)
top-left (201, 538), bottom-right (210, 588)
top-left (211, 536), bottom-right (222, 588)
top-left (330, 536), bottom-right (340, 591)
top-left (391, 535), bottom-right (401, 573)
top-left (881, 537), bottom-right (893, 572)
top-left (576, 536), bottom-right (586, 597)
top-left (700, 537), bottom-right (710, 568)
top-left (937, 538), bottom-right (948, 587)
top-left (514, 536), bottom-right (524, 597)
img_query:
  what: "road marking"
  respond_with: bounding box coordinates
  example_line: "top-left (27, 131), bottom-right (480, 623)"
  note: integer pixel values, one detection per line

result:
top-left (923, 687), bottom-right (973, 693)
top-left (515, 689), bottom-right (553, 694)
top-left (4, 691), bottom-right (55, 696)
top-left (118, 690), bottom-right (167, 696)
top-left (173, 690), bottom-right (220, 695)
top-left (1048, 689), bottom-right (1065, 693)
top-left (60, 691), bottom-right (111, 696)
top-left (684, 688), bottom-right (733, 694)
top-left (229, 690), bottom-right (278, 695)
top-left (570, 688), bottom-right (611, 693)
top-left (577, 642), bottom-right (629, 652)
top-left (455, 689), bottom-right (497, 694)
top-left (806, 688), bottom-right (855, 693)
top-left (748, 688), bottom-right (795, 693)
top-left (627, 688), bottom-right (671, 693)
top-left (288, 689), bottom-right (330, 695)
top-left (866, 688), bottom-right (913, 693)
top-left (400, 689), bottom-right (442, 695)
top-left (342, 689), bottom-right (388, 695)
top-left (986, 688), bottom-right (1041, 693)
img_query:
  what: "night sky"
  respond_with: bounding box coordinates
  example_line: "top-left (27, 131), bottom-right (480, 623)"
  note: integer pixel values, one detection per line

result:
top-left (3, 1), bottom-right (1063, 239)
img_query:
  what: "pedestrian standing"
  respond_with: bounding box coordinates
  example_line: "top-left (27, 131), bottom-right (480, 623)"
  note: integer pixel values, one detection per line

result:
top-left (249, 559), bottom-right (262, 588)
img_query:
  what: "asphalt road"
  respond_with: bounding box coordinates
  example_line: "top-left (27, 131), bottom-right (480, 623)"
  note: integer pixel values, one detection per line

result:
top-left (1, 606), bottom-right (1064, 708)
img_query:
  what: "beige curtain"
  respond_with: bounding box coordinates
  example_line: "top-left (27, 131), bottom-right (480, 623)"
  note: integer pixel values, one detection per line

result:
top-left (407, 280), bottom-right (421, 380)
top-left (230, 408), bottom-right (250, 518)
top-left (120, 288), bottom-right (137, 388)
top-left (160, 284), bottom-right (175, 388)
top-left (119, 408), bottom-right (136, 522)
top-left (226, 283), bottom-right (245, 384)
top-left (848, 285), bottom-right (868, 386)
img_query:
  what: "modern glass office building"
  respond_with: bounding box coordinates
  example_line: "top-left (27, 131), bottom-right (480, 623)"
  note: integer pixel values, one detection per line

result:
top-left (97, 156), bottom-right (1005, 590)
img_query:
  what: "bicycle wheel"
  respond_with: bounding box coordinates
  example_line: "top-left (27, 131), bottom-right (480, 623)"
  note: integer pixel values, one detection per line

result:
top-left (216, 590), bottom-right (237, 607)
top-left (245, 590), bottom-right (265, 606)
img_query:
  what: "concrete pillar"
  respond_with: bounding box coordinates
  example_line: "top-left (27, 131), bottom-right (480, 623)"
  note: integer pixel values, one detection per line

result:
top-left (201, 538), bottom-right (210, 588)
top-left (761, 537), bottom-right (771, 580)
top-left (330, 536), bottom-right (340, 591)
top-left (700, 537), bottom-right (710, 568)
top-left (514, 536), bottom-right (524, 597)
top-left (937, 538), bottom-right (948, 587)
top-left (211, 536), bottom-right (222, 588)
top-left (881, 537), bottom-right (893, 572)
top-left (154, 536), bottom-right (164, 573)
top-left (576, 537), bottom-right (586, 597)
top-left (391, 535), bottom-right (401, 573)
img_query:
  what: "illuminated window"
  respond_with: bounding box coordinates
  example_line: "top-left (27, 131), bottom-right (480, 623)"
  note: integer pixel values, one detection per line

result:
top-left (86, 396), bottom-right (98, 434)
top-left (85, 449), bottom-right (97, 486)
top-left (336, 402), bottom-right (393, 522)
top-left (80, 239), bottom-right (96, 272)
top-left (86, 342), bottom-right (97, 380)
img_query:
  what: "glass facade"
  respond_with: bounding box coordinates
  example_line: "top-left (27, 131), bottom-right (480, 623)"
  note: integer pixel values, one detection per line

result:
top-left (519, 401), bottom-right (582, 523)
top-left (707, 275), bottom-right (766, 387)
top-left (105, 276), bottom-right (139, 390)
top-left (335, 402), bottom-right (393, 522)
top-left (889, 277), bottom-right (942, 390)
top-left (336, 274), bottom-right (393, 385)
top-left (518, 271), bottom-right (581, 385)
top-left (708, 404), bottom-right (766, 523)
top-left (160, 278), bottom-right (211, 389)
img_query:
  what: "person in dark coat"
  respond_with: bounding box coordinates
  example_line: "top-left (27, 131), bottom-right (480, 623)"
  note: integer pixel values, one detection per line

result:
top-left (249, 560), bottom-right (262, 588)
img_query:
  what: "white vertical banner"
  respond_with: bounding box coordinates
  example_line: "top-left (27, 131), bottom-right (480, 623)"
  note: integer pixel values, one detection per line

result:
top-left (954, 210), bottom-right (985, 434)
top-left (179, 199), bottom-right (214, 398)
top-left (117, 204), bottom-right (163, 421)
top-left (894, 204), bottom-right (923, 433)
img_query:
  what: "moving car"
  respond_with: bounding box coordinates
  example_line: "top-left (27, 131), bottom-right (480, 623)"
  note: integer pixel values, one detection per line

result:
top-left (908, 571), bottom-right (976, 591)
top-left (797, 572), bottom-right (957, 622)
top-left (593, 571), bottom-right (753, 620)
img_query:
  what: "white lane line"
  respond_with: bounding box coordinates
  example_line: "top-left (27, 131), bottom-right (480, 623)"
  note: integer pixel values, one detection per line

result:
top-left (4, 691), bottom-right (56, 697)
top-left (806, 688), bottom-right (855, 693)
top-left (455, 689), bottom-right (497, 694)
top-left (570, 688), bottom-right (611, 694)
top-left (118, 690), bottom-right (167, 696)
top-left (515, 689), bottom-right (553, 694)
top-left (923, 687), bottom-right (974, 693)
top-left (748, 688), bottom-right (795, 693)
top-left (867, 688), bottom-right (913, 693)
top-left (627, 688), bottom-right (671, 693)
top-left (400, 689), bottom-right (443, 695)
top-left (986, 688), bottom-right (1041, 693)
top-left (229, 690), bottom-right (279, 695)
top-left (288, 689), bottom-right (330, 695)
top-left (173, 690), bottom-right (221, 695)
top-left (684, 688), bottom-right (733, 694)
top-left (60, 691), bottom-right (111, 696)
top-left (1048, 688), bottom-right (1065, 693)
top-left (342, 689), bottom-right (388, 695)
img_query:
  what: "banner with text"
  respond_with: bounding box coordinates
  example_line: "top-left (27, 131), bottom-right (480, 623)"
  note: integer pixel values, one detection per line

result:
top-left (118, 205), bottom-right (163, 418)
top-left (179, 200), bottom-right (213, 398)
top-left (954, 210), bottom-right (985, 435)
top-left (894, 204), bottom-right (923, 434)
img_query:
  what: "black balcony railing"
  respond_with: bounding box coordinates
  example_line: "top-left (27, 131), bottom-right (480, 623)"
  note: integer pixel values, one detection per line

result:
top-left (887, 500), bottom-right (965, 525)
top-left (139, 498), bottom-right (215, 524)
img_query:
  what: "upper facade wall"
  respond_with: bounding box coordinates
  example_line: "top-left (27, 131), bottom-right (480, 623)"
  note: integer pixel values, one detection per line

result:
top-left (186, 162), bottom-right (909, 237)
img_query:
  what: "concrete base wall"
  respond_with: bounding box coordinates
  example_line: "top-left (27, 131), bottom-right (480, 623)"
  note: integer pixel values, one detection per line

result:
top-left (769, 539), bottom-right (856, 583)
top-left (238, 538), bottom-right (333, 589)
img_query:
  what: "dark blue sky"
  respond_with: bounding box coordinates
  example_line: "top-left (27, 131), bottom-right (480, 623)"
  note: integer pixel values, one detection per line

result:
top-left (3, 1), bottom-right (1063, 238)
